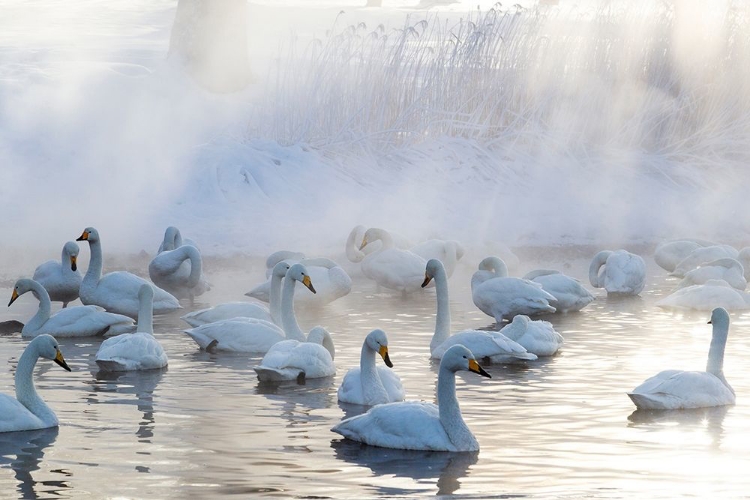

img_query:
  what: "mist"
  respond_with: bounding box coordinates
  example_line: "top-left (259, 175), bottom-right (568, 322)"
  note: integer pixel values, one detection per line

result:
top-left (2, 0), bottom-right (749, 262)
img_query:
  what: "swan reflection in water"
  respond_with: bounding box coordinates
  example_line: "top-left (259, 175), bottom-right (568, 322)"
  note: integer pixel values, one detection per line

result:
top-left (0, 427), bottom-right (70, 499)
top-left (628, 405), bottom-right (730, 449)
top-left (331, 439), bottom-right (478, 496)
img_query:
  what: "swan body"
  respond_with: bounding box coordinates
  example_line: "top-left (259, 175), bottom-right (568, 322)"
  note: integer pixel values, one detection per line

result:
top-left (338, 329), bottom-right (404, 405)
top-left (77, 227), bottom-right (181, 318)
top-left (332, 344), bottom-right (491, 452)
top-left (95, 284), bottom-right (168, 371)
top-left (9, 279), bottom-right (135, 338)
top-left (656, 279), bottom-right (750, 311)
top-left (359, 228), bottom-right (428, 293)
top-left (523, 270), bottom-right (595, 313)
top-left (32, 241), bottom-right (82, 308)
top-left (149, 227), bottom-right (210, 299)
top-left (247, 257), bottom-right (351, 306)
top-left (471, 258), bottom-right (556, 322)
top-left (181, 262), bottom-right (290, 328)
top-left (0, 335), bottom-right (71, 433)
top-left (498, 315), bottom-right (563, 356)
top-left (589, 250), bottom-right (646, 295)
top-left (739, 248), bottom-right (750, 281)
top-left (254, 264), bottom-right (336, 382)
top-left (410, 239), bottom-right (464, 279)
top-left (654, 239), bottom-right (715, 272)
top-left (184, 264), bottom-right (317, 353)
top-left (671, 245), bottom-right (739, 278)
top-left (676, 258), bottom-right (747, 291)
top-left (628, 308), bottom-right (735, 410)
top-left (424, 259), bottom-right (537, 362)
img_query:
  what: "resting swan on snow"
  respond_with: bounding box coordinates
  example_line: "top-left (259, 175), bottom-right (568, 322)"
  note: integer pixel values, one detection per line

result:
top-left (32, 241), bottom-right (82, 308)
top-left (332, 344), bottom-right (491, 452)
top-left (522, 269), bottom-right (595, 313)
top-left (628, 307), bottom-right (735, 410)
top-left (76, 227), bottom-right (181, 318)
top-left (247, 257), bottom-right (351, 306)
top-left (337, 329), bottom-right (404, 406)
top-left (149, 226), bottom-right (210, 300)
top-left (424, 259), bottom-right (537, 362)
top-left (588, 250), bottom-right (646, 295)
top-left (9, 279), bottom-right (135, 338)
top-left (95, 284), bottom-right (168, 371)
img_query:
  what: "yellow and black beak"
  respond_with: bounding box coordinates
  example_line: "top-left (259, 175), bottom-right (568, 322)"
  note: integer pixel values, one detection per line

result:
top-left (302, 275), bottom-right (316, 294)
top-left (421, 272), bottom-right (433, 288)
top-left (469, 359), bottom-right (491, 378)
top-left (70, 255), bottom-right (78, 272)
top-left (8, 289), bottom-right (19, 307)
top-left (358, 236), bottom-right (368, 251)
top-left (76, 230), bottom-right (89, 242)
top-left (54, 350), bottom-right (72, 372)
top-left (379, 345), bottom-right (393, 368)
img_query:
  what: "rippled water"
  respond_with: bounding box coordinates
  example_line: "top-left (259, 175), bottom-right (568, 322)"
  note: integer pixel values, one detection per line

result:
top-left (1, 248), bottom-right (749, 499)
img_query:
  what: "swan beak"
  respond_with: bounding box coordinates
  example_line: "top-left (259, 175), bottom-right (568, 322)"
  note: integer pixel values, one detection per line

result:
top-left (379, 345), bottom-right (393, 368)
top-left (70, 255), bottom-right (78, 272)
top-left (358, 236), bottom-right (368, 251)
top-left (421, 273), bottom-right (433, 288)
top-left (469, 359), bottom-right (491, 378)
top-left (302, 275), bottom-right (317, 294)
top-left (8, 290), bottom-right (19, 307)
top-left (76, 230), bottom-right (89, 241)
top-left (54, 350), bottom-right (72, 372)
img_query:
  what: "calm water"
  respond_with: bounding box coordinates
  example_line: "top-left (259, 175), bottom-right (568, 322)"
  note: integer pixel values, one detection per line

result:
top-left (0, 248), bottom-right (749, 499)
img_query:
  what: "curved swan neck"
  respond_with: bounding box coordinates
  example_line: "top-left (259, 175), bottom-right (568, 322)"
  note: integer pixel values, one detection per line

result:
top-left (308, 327), bottom-right (335, 359)
top-left (269, 272), bottom-right (284, 326)
top-left (368, 229), bottom-right (394, 252)
top-left (183, 246), bottom-right (203, 288)
top-left (360, 342), bottom-right (387, 404)
top-left (346, 226), bottom-right (366, 263)
top-left (589, 250), bottom-right (611, 288)
top-left (25, 281), bottom-right (52, 333)
top-left (15, 341), bottom-right (55, 424)
top-left (280, 277), bottom-right (305, 341)
top-left (479, 257), bottom-right (508, 278)
top-left (432, 264), bottom-right (452, 352)
top-left (437, 365), bottom-right (473, 449)
top-left (707, 315), bottom-right (730, 378)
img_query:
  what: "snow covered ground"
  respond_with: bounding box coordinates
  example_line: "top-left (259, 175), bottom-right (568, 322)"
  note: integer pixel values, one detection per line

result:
top-left (2, 0), bottom-right (749, 260)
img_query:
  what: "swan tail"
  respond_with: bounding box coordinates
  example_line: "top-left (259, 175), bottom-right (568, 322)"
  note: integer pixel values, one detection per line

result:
top-left (254, 366), bottom-right (301, 382)
top-left (96, 359), bottom-right (128, 372)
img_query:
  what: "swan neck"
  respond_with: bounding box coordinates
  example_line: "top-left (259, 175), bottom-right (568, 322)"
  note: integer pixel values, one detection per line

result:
top-left (589, 251), bottom-right (611, 288)
top-left (15, 342), bottom-right (55, 423)
top-left (25, 282), bottom-right (52, 333)
top-left (269, 272), bottom-right (284, 326)
top-left (370, 229), bottom-right (394, 252)
top-left (432, 265), bottom-right (451, 352)
top-left (360, 342), bottom-right (387, 404)
top-left (707, 318), bottom-right (729, 378)
top-left (280, 278), bottom-right (305, 341)
top-left (184, 246), bottom-right (202, 288)
top-left (346, 226), bottom-right (366, 263)
top-left (138, 294), bottom-right (154, 335)
top-left (83, 239), bottom-right (103, 287)
top-left (437, 365), bottom-right (472, 450)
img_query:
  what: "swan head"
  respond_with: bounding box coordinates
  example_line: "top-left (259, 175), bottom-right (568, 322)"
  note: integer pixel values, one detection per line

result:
top-left (63, 241), bottom-right (80, 271)
top-left (422, 259), bottom-right (445, 287)
top-left (271, 261), bottom-right (292, 278)
top-left (708, 307), bottom-right (730, 328)
top-left (31, 334), bottom-right (72, 372)
top-left (76, 227), bottom-right (100, 244)
top-left (138, 283), bottom-right (154, 303)
top-left (8, 278), bottom-right (38, 307)
top-left (286, 264), bottom-right (316, 294)
top-left (365, 329), bottom-right (393, 368)
top-left (441, 345), bottom-right (491, 378)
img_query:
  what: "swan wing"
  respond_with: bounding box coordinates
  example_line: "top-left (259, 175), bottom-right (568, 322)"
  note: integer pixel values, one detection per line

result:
top-left (629, 370), bottom-right (735, 409)
top-left (96, 332), bottom-right (168, 371)
top-left (184, 318), bottom-right (284, 352)
top-left (181, 302), bottom-right (272, 327)
top-left (29, 306), bottom-right (134, 337)
top-left (0, 394), bottom-right (50, 433)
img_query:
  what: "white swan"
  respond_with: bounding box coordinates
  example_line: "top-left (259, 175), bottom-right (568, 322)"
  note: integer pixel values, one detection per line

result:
top-left (332, 344), bottom-right (491, 452)
top-left (149, 227), bottom-right (210, 300)
top-left (32, 241), bottom-right (82, 308)
top-left (9, 279), bottom-right (135, 338)
top-left (739, 248), bottom-right (750, 282)
top-left (254, 264), bottom-right (336, 382)
top-left (156, 225), bottom-right (198, 253)
top-left (588, 249), bottom-right (646, 295)
top-left (628, 307), bottom-right (735, 410)
top-left (654, 239), bottom-right (716, 272)
top-left (76, 227), bottom-right (181, 318)
top-left (522, 269), bottom-right (595, 313)
top-left (181, 262), bottom-right (290, 328)
top-left (671, 245), bottom-right (739, 278)
top-left (359, 228), bottom-right (427, 293)
top-left (656, 279), bottom-right (750, 312)
top-left (183, 265), bottom-right (317, 353)
top-left (247, 257), bottom-right (351, 306)
top-left (675, 258), bottom-right (747, 291)
top-left (498, 315), bottom-right (563, 356)
top-left (470, 257), bottom-right (556, 323)
top-left (410, 239), bottom-right (464, 279)
top-left (95, 284), bottom-right (168, 371)
top-left (0, 334), bottom-right (71, 433)
top-left (337, 329), bottom-right (404, 405)
top-left (424, 259), bottom-right (537, 362)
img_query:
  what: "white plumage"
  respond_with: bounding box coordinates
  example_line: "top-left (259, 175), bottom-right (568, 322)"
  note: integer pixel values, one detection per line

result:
top-left (32, 241), bottom-right (82, 308)
top-left (589, 249), bottom-right (646, 295)
top-left (498, 315), bottom-right (564, 356)
top-left (337, 329), bottom-right (404, 406)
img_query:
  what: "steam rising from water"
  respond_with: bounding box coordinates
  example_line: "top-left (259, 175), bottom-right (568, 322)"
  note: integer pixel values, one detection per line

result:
top-left (1, 1), bottom-right (748, 260)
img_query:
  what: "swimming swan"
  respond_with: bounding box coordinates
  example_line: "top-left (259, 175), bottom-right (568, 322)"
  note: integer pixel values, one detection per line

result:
top-left (149, 227), bottom-right (210, 300)
top-left (359, 228), bottom-right (427, 293)
top-left (656, 279), bottom-right (750, 312)
top-left (32, 241), bottom-right (82, 308)
top-left (471, 257), bottom-right (556, 323)
top-left (95, 284), bottom-right (168, 371)
top-left (0, 334), bottom-right (71, 433)
top-left (654, 239), bottom-right (716, 272)
top-left (183, 265), bottom-right (317, 353)
top-left (332, 344), bottom-right (491, 451)
top-left (247, 257), bottom-right (351, 306)
top-left (9, 279), bottom-right (135, 338)
top-left (588, 250), bottom-right (646, 295)
top-left (498, 315), bottom-right (564, 356)
top-left (424, 259), bottom-right (537, 362)
top-left (671, 245), bottom-right (738, 278)
top-left (76, 227), bottom-right (181, 318)
top-left (181, 262), bottom-right (290, 328)
top-left (628, 307), bottom-right (735, 410)
top-left (522, 269), bottom-right (595, 313)
top-left (675, 258), bottom-right (747, 291)
top-left (254, 264), bottom-right (336, 382)
top-left (337, 329), bottom-right (404, 406)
